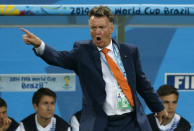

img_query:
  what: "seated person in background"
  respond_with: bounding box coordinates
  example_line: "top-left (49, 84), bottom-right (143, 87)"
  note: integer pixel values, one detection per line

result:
top-left (70, 110), bottom-right (81, 131)
top-left (0, 97), bottom-right (19, 131)
top-left (16, 88), bottom-right (70, 131)
top-left (147, 84), bottom-right (191, 131)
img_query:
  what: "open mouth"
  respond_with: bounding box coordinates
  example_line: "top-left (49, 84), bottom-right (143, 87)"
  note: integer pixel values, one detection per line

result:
top-left (95, 36), bottom-right (102, 46)
top-left (96, 37), bottom-right (101, 41)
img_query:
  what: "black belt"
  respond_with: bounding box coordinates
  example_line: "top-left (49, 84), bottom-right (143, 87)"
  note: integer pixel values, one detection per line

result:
top-left (108, 111), bottom-right (135, 121)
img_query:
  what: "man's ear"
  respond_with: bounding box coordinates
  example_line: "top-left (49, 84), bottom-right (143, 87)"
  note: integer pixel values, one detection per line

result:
top-left (33, 104), bottom-right (38, 112)
top-left (111, 24), bottom-right (114, 33)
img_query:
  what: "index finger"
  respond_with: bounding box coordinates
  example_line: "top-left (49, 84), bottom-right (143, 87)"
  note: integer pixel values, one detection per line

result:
top-left (20, 28), bottom-right (33, 36)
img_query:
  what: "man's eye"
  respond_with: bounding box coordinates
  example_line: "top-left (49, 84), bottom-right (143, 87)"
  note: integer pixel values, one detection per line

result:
top-left (43, 102), bottom-right (48, 105)
top-left (91, 27), bottom-right (96, 30)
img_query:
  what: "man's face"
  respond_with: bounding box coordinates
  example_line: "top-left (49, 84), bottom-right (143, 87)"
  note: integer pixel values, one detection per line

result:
top-left (160, 94), bottom-right (178, 120)
top-left (89, 16), bottom-right (114, 49)
top-left (0, 106), bottom-right (8, 127)
top-left (34, 95), bottom-right (55, 121)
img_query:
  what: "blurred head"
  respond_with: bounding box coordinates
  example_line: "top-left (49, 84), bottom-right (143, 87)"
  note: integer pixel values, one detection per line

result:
top-left (32, 88), bottom-right (56, 121)
top-left (157, 84), bottom-right (179, 120)
top-left (0, 98), bottom-right (8, 127)
top-left (88, 6), bottom-right (114, 49)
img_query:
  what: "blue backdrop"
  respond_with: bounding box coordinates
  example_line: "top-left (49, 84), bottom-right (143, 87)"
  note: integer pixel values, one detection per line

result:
top-left (0, 0), bottom-right (194, 129)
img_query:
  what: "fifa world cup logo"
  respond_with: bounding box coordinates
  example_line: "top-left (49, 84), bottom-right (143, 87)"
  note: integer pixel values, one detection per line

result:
top-left (64, 76), bottom-right (70, 86)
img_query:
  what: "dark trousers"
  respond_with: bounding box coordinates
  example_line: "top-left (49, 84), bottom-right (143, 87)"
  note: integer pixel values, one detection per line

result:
top-left (105, 112), bottom-right (141, 131)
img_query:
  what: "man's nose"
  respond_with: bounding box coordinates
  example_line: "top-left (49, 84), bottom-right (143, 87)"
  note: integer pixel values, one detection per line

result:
top-left (168, 103), bottom-right (174, 109)
top-left (48, 104), bottom-right (53, 110)
top-left (95, 28), bottom-right (102, 34)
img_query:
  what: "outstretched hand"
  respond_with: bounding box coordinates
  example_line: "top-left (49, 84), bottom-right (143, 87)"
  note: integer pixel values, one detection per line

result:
top-left (21, 28), bottom-right (42, 48)
top-left (155, 109), bottom-right (169, 125)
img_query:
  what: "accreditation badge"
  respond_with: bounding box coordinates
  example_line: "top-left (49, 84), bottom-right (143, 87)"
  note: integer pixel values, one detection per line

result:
top-left (117, 92), bottom-right (131, 110)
